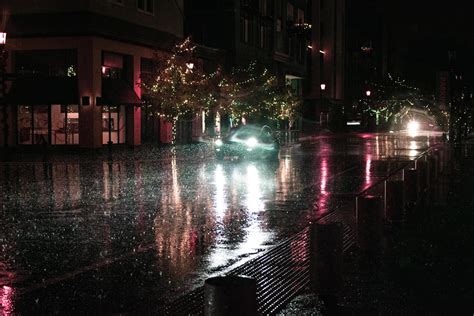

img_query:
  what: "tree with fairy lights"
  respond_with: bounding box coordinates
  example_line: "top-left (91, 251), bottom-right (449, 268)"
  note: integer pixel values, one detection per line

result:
top-left (358, 74), bottom-right (447, 131)
top-left (225, 61), bottom-right (301, 128)
top-left (140, 37), bottom-right (209, 143)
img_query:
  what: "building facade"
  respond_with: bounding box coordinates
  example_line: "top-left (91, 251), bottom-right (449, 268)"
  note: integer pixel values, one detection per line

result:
top-left (307, 0), bottom-right (345, 130)
top-left (185, 0), bottom-right (310, 102)
top-left (0, 0), bottom-right (184, 148)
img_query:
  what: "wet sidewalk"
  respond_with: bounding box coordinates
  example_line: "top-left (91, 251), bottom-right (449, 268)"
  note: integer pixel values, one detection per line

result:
top-left (279, 143), bottom-right (474, 315)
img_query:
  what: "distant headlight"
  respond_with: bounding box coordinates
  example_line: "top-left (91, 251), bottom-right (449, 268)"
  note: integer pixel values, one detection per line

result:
top-left (407, 120), bottom-right (420, 132)
top-left (215, 139), bottom-right (223, 146)
top-left (246, 137), bottom-right (258, 148)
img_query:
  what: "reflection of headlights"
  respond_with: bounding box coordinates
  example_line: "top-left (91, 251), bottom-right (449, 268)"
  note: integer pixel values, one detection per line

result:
top-left (246, 137), bottom-right (258, 148)
top-left (215, 139), bottom-right (223, 146)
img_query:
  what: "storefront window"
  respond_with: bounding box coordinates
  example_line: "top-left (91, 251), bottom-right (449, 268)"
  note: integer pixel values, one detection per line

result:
top-left (33, 106), bottom-right (49, 144)
top-left (17, 105), bottom-right (80, 145)
top-left (102, 105), bottom-right (126, 144)
top-left (51, 105), bottom-right (79, 145)
top-left (18, 106), bottom-right (33, 145)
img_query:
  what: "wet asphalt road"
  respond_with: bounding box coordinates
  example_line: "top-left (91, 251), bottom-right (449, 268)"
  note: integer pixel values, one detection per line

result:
top-left (0, 132), bottom-right (442, 314)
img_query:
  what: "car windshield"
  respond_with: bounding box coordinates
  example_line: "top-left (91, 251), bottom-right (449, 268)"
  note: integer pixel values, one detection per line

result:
top-left (227, 125), bottom-right (273, 142)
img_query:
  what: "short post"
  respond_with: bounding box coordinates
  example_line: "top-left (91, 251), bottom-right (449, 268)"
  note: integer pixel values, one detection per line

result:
top-left (403, 168), bottom-right (418, 207)
top-left (428, 154), bottom-right (438, 181)
top-left (415, 159), bottom-right (428, 193)
top-left (384, 180), bottom-right (404, 223)
top-left (356, 195), bottom-right (383, 254)
top-left (439, 146), bottom-right (448, 172)
top-left (204, 275), bottom-right (257, 316)
top-left (310, 222), bottom-right (343, 296)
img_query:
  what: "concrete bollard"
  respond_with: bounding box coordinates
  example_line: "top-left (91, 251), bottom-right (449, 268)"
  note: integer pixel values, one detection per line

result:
top-left (404, 168), bottom-right (418, 206)
top-left (416, 159), bottom-right (428, 193)
top-left (384, 180), bottom-right (404, 223)
top-left (204, 275), bottom-right (257, 316)
top-left (310, 222), bottom-right (343, 296)
top-left (436, 149), bottom-right (443, 173)
top-left (356, 195), bottom-right (383, 253)
top-left (439, 146), bottom-right (449, 172)
top-left (427, 154), bottom-right (438, 181)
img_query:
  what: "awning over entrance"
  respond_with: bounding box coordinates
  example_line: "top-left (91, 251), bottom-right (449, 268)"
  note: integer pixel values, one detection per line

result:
top-left (101, 79), bottom-right (142, 106)
top-left (7, 77), bottom-right (79, 105)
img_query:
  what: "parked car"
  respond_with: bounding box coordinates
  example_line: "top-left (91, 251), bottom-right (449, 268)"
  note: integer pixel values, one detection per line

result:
top-left (214, 124), bottom-right (280, 160)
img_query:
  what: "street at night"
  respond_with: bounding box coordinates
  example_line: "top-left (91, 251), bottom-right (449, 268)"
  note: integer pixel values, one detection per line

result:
top-left (0, 132), bottom-right (443, 314)
top-left (1, 0), bottom-right (474, 314)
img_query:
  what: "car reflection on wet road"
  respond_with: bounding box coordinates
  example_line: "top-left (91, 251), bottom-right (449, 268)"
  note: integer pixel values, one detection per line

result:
top-left (0, 132), bottom-right (442, 314)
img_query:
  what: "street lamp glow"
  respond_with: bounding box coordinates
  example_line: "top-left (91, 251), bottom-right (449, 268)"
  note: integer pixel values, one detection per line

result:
top-left (320, 83), bottom-right (326, 91)
top-left (366, 90), bottom-right (371, 97)
top-left (0, 32), bottom-right (6, 45)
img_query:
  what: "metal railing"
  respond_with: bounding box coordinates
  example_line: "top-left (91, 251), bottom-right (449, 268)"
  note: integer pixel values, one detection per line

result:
top-left (276, 129), bottom-right (300, 146)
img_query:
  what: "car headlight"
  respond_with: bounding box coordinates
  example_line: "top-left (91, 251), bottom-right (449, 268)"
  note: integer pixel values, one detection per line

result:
top-left (407, 120), bottom-right (419, 132)
top-left (246, 137), bottom-right (258, 148)
top-left (215, 139), bottom-right (223, 146)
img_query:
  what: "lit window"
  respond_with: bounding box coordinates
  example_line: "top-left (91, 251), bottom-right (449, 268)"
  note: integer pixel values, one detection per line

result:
top-left (137, 0), bottom-right (154, 14)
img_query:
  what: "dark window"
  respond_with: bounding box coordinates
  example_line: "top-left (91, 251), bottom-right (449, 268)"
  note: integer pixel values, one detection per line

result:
top-left (287, 3), bottom-right (294, 21)
top-left (102, 67), bottom-right (122, 79)
top-left (241, 0), bottom-right (250, 8)
top-left (259, 25), bottom-right (265, 48)
top-left (140, 58), bottom-right (154, 75)
top-left (102, 51), bottom-right (124, 79)
top-left (15, 50), bottom-right (77, 77)
top-left (137, 0), bottom-right (154, 14)
top-left (297, 9), bottom-right (304, 24)
top-left (109, 0), bottom-right (124, 5)
top-left (241, 17), bottom-right (249, 43)
top-left (259, 0), bottom-right (267, 15)
top-left (275, 0), bottom-right (282, 16)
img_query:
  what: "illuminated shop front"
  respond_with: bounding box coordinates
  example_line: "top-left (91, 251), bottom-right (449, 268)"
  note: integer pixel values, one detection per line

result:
top-left (16, 105), bottom-right (80, 145)
top-left (7, 76), bottom-right (81, 146)
top-left (3, 47), bottom-right (142, 148)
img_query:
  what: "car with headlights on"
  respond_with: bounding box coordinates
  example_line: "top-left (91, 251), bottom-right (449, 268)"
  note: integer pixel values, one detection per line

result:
top-left (214, 124), bottom-right (280, 160)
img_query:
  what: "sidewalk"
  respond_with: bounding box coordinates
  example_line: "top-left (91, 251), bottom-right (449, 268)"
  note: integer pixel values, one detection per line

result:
top-left (279, 143), bottom-right (474, 315)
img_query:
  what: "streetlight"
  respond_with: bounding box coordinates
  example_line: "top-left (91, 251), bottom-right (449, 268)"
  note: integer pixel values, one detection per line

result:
top-left (320, 83), bottom-right (326, 127)
top-left (365, 90), bottom-right (371, 97)
top-left (319, 49), bottom-right (325, 127)
top-left (0, 32), bottom-right (8, 148)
